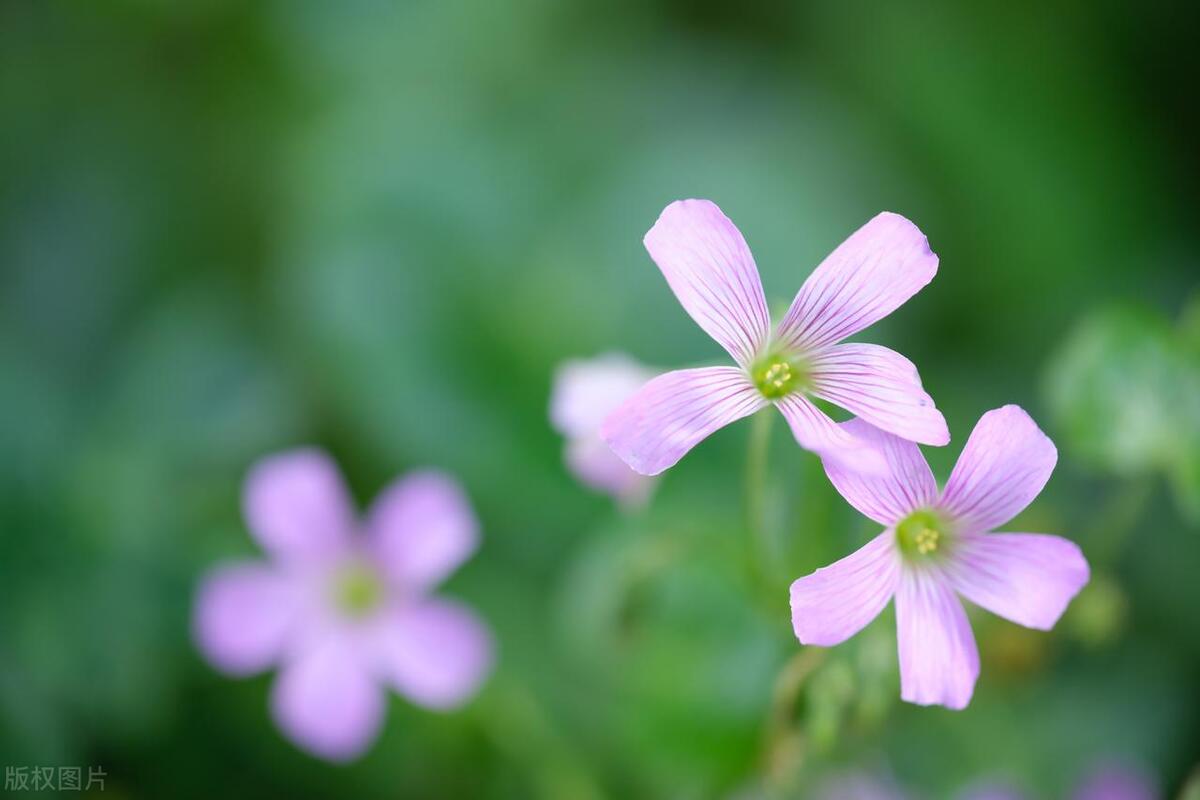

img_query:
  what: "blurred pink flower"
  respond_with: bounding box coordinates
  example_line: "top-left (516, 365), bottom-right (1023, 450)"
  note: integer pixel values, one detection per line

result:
top-left (790, 406), bottom-right (1090, 709)
top-left (550, 353), bottom-right (658, 507)
top-left (601, 198), bottom-right (948, 476)
top-left (194, 449), bottom-right (493, 761)
top-left (955, 759), bottom-right (1158, 800)
top-left (1073, 761), bottom-right (1159, 800)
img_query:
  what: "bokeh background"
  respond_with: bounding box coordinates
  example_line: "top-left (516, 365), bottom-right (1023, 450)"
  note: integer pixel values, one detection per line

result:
top-left (2, 0), bottom-right (1198, 797)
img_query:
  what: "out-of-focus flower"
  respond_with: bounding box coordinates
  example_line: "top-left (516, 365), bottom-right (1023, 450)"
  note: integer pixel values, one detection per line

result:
top-left (550, 353), bottom-right (658, 507)
top-left (953, 759), bottom-right (1159, 800)
top-left (815, 770), bottom-right (909, 800)
top-left (193, 449), bottom-right (493, 761)
top-left (601, 199), bottom-right (948, 476)
top-left (957, 781), bottom-right (1029, 800)
top-left (790, 406), bottom-right (1089, 709)
top-left (1072, 760), bottom-right (1159, 800)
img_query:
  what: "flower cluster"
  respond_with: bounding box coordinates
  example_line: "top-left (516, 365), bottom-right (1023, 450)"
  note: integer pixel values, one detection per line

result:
top-left (579, 198), bottom-right (1090, 710)
top-left (198, 196), bottom-right (1093, 765)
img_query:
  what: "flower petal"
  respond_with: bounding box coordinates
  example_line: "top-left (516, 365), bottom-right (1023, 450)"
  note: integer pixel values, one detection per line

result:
top-left (790, 531), bottom-right (901, 646)
top-left (775, 212), bottom-right (939, 352)
top-left (643, 199), bottom-right (771, 367)
top-left (193, 563), bottom-right (301, 676)
top-left (821, 418), bottom-right (938, 526)
top-left (549, 353), bottom-right (656, 438)
top-left (945, 532), bottom-right (1090, 630)
top-left (375, 598), bottom-right (493, 710)
top-left (939, 405), bottom-right (1058, 532)
top-left (809, 343), bottom-right (949, 446)
top-left (243, 448), bottom-right (355, 562)
top-left (774, 394), bottom-right (888, 473)
top-left (270, 638), bottom-right (385, 762)
top-left (895, 567), bottom-right (979, 709)
top-left (600, 367), bottom-right (766, 475)
top-left (366, 471), bottom-right (479, 592)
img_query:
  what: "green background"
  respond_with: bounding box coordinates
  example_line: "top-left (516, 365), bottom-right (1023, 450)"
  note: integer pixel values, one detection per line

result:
top-left (2, 0), bottom-right (1198, 797)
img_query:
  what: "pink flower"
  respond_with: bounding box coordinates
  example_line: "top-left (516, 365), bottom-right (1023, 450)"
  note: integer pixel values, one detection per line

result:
top-left (790, 406), bottom-right (1090, 709)
top-left (550, 353), bottom-right (658, 507)
top-left (193, 449), bottom-right (493, 761)
top-left (601, 199), bottom-right (949, 475)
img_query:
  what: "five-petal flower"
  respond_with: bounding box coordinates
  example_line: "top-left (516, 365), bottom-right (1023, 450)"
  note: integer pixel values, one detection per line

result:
top-left (601, 199), bottom-right (949, 476)
top-left (194, 449), bottom-right (493, 761)
top-left (789, 405), bottom-right (1090, 709)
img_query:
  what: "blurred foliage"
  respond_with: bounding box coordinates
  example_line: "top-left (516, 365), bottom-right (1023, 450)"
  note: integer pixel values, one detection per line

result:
top-left (2, 0), bottom-right (1198, 798)
top-left (1046, 303), bottom-right (1200, 522)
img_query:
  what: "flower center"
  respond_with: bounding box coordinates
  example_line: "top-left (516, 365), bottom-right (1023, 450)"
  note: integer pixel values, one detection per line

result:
top-left (896, 509), bottom-right (953, 560)
top-left (751, 355), bottom-right (807, 399)
top-left (332, 561), bottom-right (385, 617)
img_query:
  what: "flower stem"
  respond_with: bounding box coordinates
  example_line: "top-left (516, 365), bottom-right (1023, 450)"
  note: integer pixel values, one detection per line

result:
top-left (744, 410), bottom-right (776, 589)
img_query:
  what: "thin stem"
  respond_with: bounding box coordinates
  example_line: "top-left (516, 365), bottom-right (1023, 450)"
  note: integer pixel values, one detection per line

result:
top-left (760, 647), bottom-right (828, 794)
top-left (744, 409), bottom-right (777, 591)
top-left (475, 677), bottom-right (607, 800)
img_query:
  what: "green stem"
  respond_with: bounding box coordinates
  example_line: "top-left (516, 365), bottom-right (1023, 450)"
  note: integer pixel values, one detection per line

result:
top-left (745, 410), bottom-right (775, 588)
top-left (760, 647), bottom-right (828, 794)
top-left (474, 677), bottom-right (607, 800)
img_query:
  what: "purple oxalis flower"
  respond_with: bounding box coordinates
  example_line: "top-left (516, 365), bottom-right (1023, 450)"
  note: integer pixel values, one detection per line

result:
top-left (193, 449), bottom-right (493, 761)
top-left (550, 352), bottom-right (659, 507)
top-left (601, 199), bottom-right (949, 476)
top-left (790, 405), bottom-right (1090, 709)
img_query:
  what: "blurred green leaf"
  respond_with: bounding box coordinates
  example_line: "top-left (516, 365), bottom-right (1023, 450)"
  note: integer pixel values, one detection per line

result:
top-left (1046, 305), bottom-right (1200, 522)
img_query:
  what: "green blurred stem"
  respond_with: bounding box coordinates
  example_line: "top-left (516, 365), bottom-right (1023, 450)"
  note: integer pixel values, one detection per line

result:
top-left (761, 647), bottom-right (828, 792)
top-left (475, 677), bottom-right (606, 800)
top-left (744, 410), bottom-right (775, 587)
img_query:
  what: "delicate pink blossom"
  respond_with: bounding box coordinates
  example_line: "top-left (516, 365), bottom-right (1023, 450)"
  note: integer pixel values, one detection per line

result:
top-left (790, 406), bottom-right (1089, 709)
top-left (550, 353), bottom-right (659, 507)
top-left (194, 449), bottom-right (493, 761)
top-left (601, 199), bottom-right (948, 475)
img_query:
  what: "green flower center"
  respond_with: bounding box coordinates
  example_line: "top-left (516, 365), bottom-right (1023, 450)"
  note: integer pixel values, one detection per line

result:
top-left (751, 355), bottom-right (808, 399)
top-left (332, 561), bottom-right (385, 617)
top-left (896, 509), bottom-right (953, 560)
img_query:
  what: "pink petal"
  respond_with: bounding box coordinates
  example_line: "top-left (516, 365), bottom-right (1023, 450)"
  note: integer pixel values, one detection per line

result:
top-left (939, 405), bottom-right (1058, 533)
top-left (945, 532), bottom-right (1090, 630)
top-left (374, 598), bottom-right (493, 710)
top-left (193, 563), bottom-right (300, 676)
top-left (809, 343), bottom-right (949, 446)
top-left (270, 638), bottom-right (385, 762)
top-left (774, 394), bottom-right (888, 473)
top-left (366, 471), bottom-right (479, 592)
top-left (643, 199), bottom-right (771, 367)
top-left (775, 212), bottom-right (939, 352)
top-left (895, 567), bottom-right (979, 709)
top-left (600, 367), bottom-right (765, 475)
top-left (549, 353), bottom-right (655, 438)
top-left (790, 531), bottom-right (901, 646)
top-left (243, 449), bottom-right (355, 563)
top-left (821, 418), bottom-right (938, 526)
